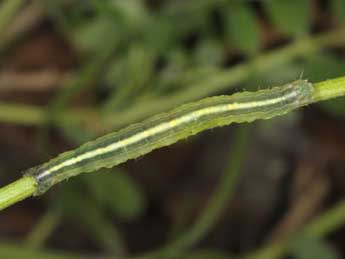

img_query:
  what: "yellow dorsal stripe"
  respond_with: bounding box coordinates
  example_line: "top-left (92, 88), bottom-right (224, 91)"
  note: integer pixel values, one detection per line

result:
top-left (39, 90), bottom-right (297, 179)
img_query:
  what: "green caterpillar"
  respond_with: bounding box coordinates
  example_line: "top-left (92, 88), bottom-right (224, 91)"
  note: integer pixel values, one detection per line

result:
top-left (25, 80), bottom-right (314, 195)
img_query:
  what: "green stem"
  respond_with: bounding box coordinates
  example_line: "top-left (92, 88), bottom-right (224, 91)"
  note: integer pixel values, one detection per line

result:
top-left (0, 29), bottom-right (344, 131)
top-left (24, 209), bottom-right (61, 249)
top-left (0, 102), bottom-right (44, 126)
top-left (0, 242), bottom-right (232, 259)
top-left (78, 201), bottom-right (127, 255)
top-left (247, 199), bottom-right (345, 259)
top-left (0, 102), bottom-right (97, 128)
top-left (306, 199), bottom-right (345, 238)
top-left (0, 176), bottom-right (37, 210)
top-left (0, 74), bottom-right (345, 211)
top-left (105, 28), bottom-right (345, 130)
top-left (57, 188), bottom-right (127, 255)
top-left (0, 242), bottom-right (87, 259)
top-left (312, 76), bottom-right (345, 103)
top-left (0, 0), bottom-right (24, 36)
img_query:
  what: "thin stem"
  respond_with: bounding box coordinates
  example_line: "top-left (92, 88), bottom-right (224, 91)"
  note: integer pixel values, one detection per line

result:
top-left (0, 74), bottom-right (345, 211)
top-left (78, 201), bottom-right (127, 255)
top-left (0, 101), bottom-right (97, 128)
top-left (24, 210), bottom-right (61, 249)
top-left (104, 28), bottom-right (345, 130)
top-left (58, 188), bottom-right (127, 255)
top-left (306, 199), bottom-right (345, 238)
top-left (312, 76), bottom-right (345, 103)
top-left (0, 0), bottom-right (24, 36)
top-left (0, 242), bottom-right (232, 259)
top-left (0, 102), bottom-right (44, 126)
top-left (0, 29), bottom-right (344, 131)
top-left (0, 75), bottom-right (341, 127)
top-left (0, 176), bottom-right (37, 210)
top-left (247, 199), bottom-right (345, 259)
top-left (0, 242), bottom-right (87, 259)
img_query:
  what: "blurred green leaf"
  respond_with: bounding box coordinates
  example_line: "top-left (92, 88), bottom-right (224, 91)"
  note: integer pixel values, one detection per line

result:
top-left (222, 2), bottom-right (260, 55)
top-left (106, 0), bottom-right (150, 27)
top-left (194, 39), bottom-right (224, 66)
top-left (155, 48), bottom-right (190, 93)
top-left (105, 55), bottom-right (127, 88)
top-left (71, 16), bottom-right (121, 53)
top-left (104, 44), bottom-right (155, 111)
top-left (265, 0), bottom-right (310, 37)
top-left (140, 1), bottom-right (214, 55)
top-left (290, 234), bottom-right (340, 259)
top-left (54, 185), bottom-right (126, 254)
top-left (84, 169), bottom-right (146, 220)
top-left (54, 182), bottom-right (87, 217)
top-left (332, 0), bottom-right (345, 24)
top-left (162, 0), bottom-right (213, 35)
top-left (59, 122), bottom-right (94, 144)
top-left (142, 17), bottom-right (180, 55)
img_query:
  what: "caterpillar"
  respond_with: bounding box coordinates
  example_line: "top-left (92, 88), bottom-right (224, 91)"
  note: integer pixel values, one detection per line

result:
top-left (25, 80), bottom-right (314, 195)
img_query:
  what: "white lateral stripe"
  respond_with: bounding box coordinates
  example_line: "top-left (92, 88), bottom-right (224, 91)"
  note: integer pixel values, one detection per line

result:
top-left (40, 91), bottom-right (297, 177)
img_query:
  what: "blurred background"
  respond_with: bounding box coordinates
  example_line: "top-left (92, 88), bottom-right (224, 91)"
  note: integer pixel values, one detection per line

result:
top-left (0, 0), bottom-right (345, 258)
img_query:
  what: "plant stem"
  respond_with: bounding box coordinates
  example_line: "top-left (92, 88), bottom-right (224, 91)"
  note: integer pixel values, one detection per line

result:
top-left (0, 0), bottom-right (24, 36)
top-left (0, 242), bottom-right (87, 259)
top-left (0, 29), bottom-right (344, 131)
top-left (0, 242), bottom-right (232, 259)
top-left (0, 176), bottom-right (37, 210)
top-left (104, 28), bottom-right (345, 130)
top-left (0, 75), bottom-right (345, 211)
top-left (24, 209), bottom-right (61, 249)
top-left (0, 102), bottom-right (45, 126)
top-left (312, 76), bottom-right (345, 103)
top-left (75, 198), bottom-right (127, 255)
top-left (247, 199), bottom-right (345, 259)
top-left (306, 199), bottom-right (345, 238)
top-left (0, 101), bottom-right (97, 128)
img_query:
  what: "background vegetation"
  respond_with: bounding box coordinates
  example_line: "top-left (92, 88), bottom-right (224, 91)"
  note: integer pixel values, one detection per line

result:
top-left (0, 0), bottom-right (345, 258)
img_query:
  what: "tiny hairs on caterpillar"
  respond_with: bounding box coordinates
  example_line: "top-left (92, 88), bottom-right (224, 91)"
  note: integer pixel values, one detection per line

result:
top-left (25, 80), bottom-right (314, 195)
